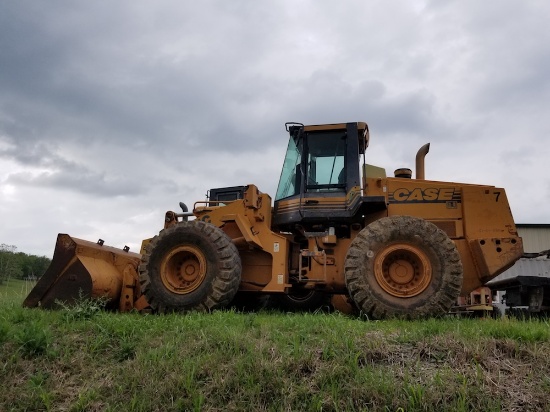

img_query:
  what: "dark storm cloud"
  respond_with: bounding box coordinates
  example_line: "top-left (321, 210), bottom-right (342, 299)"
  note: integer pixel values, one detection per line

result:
top-left (1, 0), bottom-right (550, 257)
top-left (0, 136), bottom-right (178, 197)
top-left (0, 2), bottom-right (275, 153)
top-left (0, 0), bottom-right (444, 165)
top-left (276, 73), bottom-right (446, 141)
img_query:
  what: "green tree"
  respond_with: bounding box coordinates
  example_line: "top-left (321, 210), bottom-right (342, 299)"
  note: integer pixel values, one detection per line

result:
top-left (0, 245), bottom-right (51, 284)
top-left (0, 244), bottom-right (22, 284)
top-left (18, 253), bottom-right (50, 280)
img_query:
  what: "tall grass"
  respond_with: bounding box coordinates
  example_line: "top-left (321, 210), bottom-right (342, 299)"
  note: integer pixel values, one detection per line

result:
top-left (0, 277), bottom-right (36, 305)
top-left (1, 279), bottom-right (550, 411)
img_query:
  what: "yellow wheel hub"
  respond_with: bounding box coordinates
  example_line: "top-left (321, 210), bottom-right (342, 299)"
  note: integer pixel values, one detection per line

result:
top-left (373, 244), bottom-right (432, 297)
top-left (160, 245), bottom-right (207, 294)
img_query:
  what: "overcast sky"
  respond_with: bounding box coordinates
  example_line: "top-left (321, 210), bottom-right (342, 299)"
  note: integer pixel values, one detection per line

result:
top-left (1, 1), bottom-right (549, 258)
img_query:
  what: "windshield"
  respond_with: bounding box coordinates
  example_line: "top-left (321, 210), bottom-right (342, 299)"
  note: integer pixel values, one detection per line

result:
top-left (275, 131), bottom-right (347, 200)
top-left (275, 136), bottom-right (302, 200)
top-left (306, 132), bottom-right (346, 188)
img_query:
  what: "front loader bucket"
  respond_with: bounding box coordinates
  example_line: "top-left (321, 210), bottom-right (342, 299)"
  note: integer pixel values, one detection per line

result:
top-left (23, 234), bottom-right (146, 312)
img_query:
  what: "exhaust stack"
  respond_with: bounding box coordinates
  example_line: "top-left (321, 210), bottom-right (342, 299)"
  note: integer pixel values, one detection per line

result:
top-left (415, 143), bottom-right (430, 180)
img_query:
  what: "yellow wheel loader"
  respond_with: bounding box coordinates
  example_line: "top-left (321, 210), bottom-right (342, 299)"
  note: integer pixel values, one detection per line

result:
top-left (24, 122), bottom-right (524, 319)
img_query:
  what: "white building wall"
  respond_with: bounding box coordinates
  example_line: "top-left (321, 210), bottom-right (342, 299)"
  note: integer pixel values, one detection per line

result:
top-left (517, 224), bottom-right (550, 253)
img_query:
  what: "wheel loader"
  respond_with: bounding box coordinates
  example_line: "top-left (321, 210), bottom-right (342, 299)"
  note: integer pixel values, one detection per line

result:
top-left (24, 121), bottom-right (524, 319)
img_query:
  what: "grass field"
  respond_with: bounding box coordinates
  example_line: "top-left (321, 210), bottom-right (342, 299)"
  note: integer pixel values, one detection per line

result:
top-left (2, 279), bottom-right (550, 412)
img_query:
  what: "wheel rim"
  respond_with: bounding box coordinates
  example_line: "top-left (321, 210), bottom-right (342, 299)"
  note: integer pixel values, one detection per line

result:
top-left (373, 244), bottom-right (432, 297)
top-left (287, 289), bottom-right (315, 302)
top-left (160, 245), bottom-right (207, 294)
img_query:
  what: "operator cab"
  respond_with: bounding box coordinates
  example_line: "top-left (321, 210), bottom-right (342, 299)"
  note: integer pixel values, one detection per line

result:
top-left (273, 122), bottom-right (373, 230)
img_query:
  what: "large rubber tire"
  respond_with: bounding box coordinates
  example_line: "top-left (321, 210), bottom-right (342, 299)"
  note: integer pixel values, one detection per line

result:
top-left (139, 221), bottom-right (241, 313)
top-left (345, 216), bottom-right (463, 319)
top-left (270, 289), bottom-right (330, 312)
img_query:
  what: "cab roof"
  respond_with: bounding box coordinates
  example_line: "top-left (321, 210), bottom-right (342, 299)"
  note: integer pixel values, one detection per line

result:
top-left (302, 122), bottom-right (369, 153)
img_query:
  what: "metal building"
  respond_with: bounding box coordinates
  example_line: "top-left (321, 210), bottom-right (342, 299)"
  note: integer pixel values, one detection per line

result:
top-left (516, 224), bottom-right (550, 253)
top-left (489, 224), bottom-right (550, 309)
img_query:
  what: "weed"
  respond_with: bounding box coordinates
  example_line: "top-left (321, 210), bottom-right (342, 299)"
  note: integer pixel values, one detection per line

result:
top-left (27, 371), bottom-right (55, 411)
top-left (28, 370), bottom-right (49, 388)
top-left (70, 389), bottom-right (101, 412)
top-left (14, 320), bottom-right (52, 357)
top-left (403, 382), bottom-right (425, 410)
top-left (86, 331), bottom-right (111, 354)
top-left (454, 374), bottom-right (469, 412)
top-left (115, 337), bottom-right (137, 361)
top-left (7, 305), bottom-right (32, 324)
top-left (0, 320), bottom-right (9, 345)
top-left (57, 292), bottom-right (109, 322)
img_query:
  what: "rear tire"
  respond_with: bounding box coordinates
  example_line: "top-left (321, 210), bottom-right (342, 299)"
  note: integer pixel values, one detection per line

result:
top-left (139, 221), bottom-right (241, 313)
top-left (270, 289), bottom-right (329, 312)
top-left (345, 216), bottom-right (463, 319)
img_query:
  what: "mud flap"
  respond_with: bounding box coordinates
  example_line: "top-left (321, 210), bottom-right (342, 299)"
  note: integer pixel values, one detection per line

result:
top-left (23, 234), bottom-right (145, 311)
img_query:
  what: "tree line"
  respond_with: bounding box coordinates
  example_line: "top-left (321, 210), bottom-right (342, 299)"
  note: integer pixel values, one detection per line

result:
top-left (0, 244), bottom-right (51, 284)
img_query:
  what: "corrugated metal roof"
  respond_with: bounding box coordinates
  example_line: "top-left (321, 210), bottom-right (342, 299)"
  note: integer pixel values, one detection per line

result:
top-left (488, 257), bottom-right (550, 287)
top-left (485, 224), bottom-right (550, 288)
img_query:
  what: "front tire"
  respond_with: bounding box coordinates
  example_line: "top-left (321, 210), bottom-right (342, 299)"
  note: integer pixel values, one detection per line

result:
top-left (345, 216), bottom-right (463, 319)
top-left (139, 221), bottom-right (241, 313)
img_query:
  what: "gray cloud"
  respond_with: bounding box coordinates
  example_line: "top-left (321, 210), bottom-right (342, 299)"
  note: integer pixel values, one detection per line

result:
top-left (1, 0), bottom-right (549, 256)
